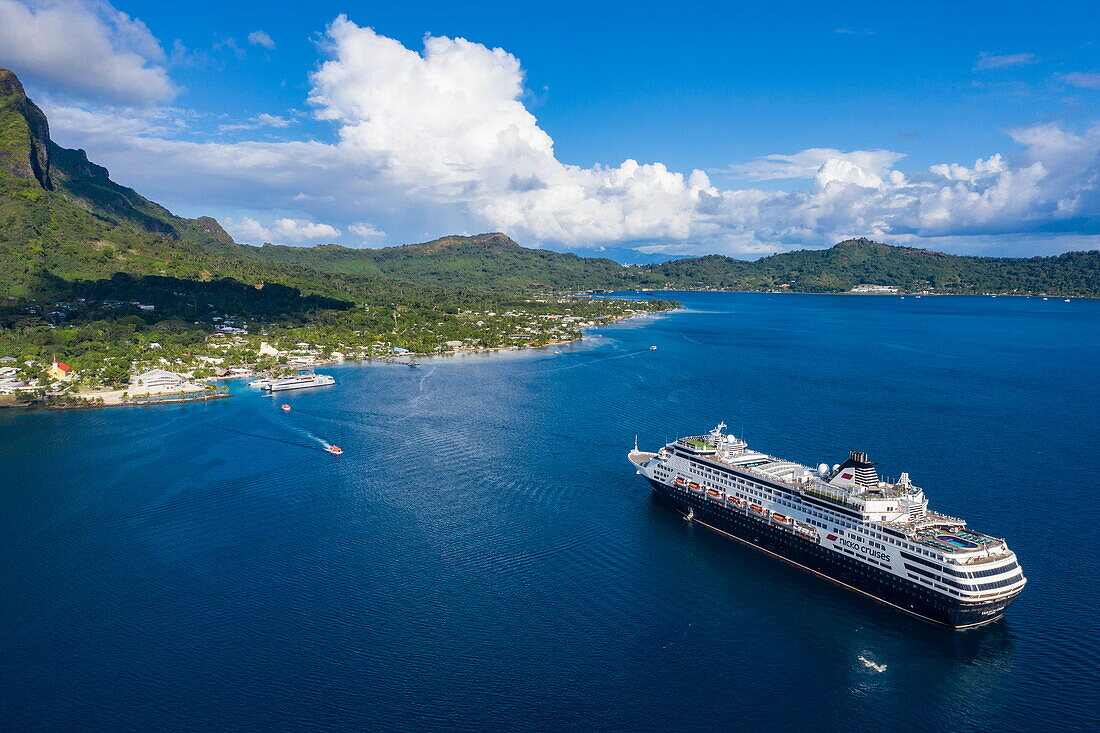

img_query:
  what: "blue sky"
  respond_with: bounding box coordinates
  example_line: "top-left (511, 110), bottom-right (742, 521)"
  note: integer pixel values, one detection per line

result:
top-left (1, 0), bottom-right (1099, 257)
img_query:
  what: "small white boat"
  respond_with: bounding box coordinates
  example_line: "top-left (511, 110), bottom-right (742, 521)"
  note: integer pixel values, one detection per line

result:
top-left (649, 345), bottom-right (657, 350)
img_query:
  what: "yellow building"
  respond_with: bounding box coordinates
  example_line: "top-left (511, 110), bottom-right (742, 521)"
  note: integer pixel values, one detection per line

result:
top-left (48, 359), bottom-right (72, 380)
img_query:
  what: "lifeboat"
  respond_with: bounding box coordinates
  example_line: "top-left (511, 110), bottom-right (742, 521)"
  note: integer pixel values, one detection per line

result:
top-left (325, 445), bottom-right (344, 455)
top-left (281, 404), bottom-right (291, 411)
top-left (674, 477), bottom-right (686, 485)
top-left (688, 482), bottom-right (702, 492)
top-left (771, 513), bottom-right (792, 525)
top-left (706, 488), bottom-right (721, 498)
top-left (749, 504), bottom-right (765, 514)
top-left (731, 497), bottom-right (744, 506)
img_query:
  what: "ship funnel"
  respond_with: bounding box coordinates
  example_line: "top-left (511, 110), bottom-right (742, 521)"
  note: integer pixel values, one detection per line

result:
top-left (836, 450), bottom-right (879, 487)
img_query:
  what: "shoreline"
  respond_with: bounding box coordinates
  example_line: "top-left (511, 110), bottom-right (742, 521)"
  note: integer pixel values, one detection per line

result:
top-left (6, 308), bottom-right (669, 411)
top-left (1, 391), bottom-right (232, 412)
top-left (605, 288), bottom-right (1095, 299)
top-left (46, 392), bottom-right (232, 411)
top-left (219, 307), bottom-right (666, 377)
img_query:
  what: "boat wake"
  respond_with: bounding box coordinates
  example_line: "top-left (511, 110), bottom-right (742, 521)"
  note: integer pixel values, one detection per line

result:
top-left (534, 348), bottom-right (651, 376)
top-left (858, 655), bottom-right (887, 673)
top-left (216, 425), bottom-right (320, 451)
top-left (291, 425), bottom-right (335, 450)
top-left (418, 366), bottom-right (437, 392)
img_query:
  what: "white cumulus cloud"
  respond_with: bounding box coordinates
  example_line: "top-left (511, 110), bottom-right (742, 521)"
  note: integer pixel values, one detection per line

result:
top-left (724, 148), bottom-right (906, 183)
top-left (218, 113), bottom-right (296, 132)
top-left (349, 222), bottom-right (387, 242)
top-left (33, 16), bottom-right (1100, 255)
top-left (306, 17), bottom-right (718, 244)
top-left (226, 217), bottom-right (341, 244)
top-left (0, 0), bottom-right (174, 105)
top-left (247, 30), bottom-right (275, 50)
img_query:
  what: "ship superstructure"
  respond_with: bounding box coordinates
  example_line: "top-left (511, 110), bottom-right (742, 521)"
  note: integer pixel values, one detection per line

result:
top-left (629, 424), bottom-right (1025, 627)
top-left (264, 372), bottom-right (336, 392)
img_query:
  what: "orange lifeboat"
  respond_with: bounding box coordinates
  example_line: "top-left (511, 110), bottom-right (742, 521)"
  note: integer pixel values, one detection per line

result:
top-left (749, 504), bottom-right (765, 514)
top-left (688, 482), bottom-right (702, 492)
top-left (706, 488), bottom-right (721, 498)
top-left (731, 497), bottom-right (744, 506)
top-left (325, 445), bottom-right (344, 455)
top-left (674, 477), bottom-right (687, 485)
top-left (281, 404), bottom-right (291, 411)
top-left (771, 513), bottom-right (792, 525)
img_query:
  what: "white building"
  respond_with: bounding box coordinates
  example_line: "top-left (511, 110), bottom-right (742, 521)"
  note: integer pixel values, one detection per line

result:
top-left (131, 369), bottom-right (184, 390)
top-left (850, 284), bottom-right (901, 294)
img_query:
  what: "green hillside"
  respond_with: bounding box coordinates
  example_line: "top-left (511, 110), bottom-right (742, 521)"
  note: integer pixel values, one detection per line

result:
top-left (0, 69), bottom-right (504, 310)
top-left (1, 65), bottom-right (1097, 304)
top-left (643, 238), bottom-right (1100, 295)
top-left (0, 67), bottom-right (677, 395)
top-left (224, 233), bottom-right (1100, 297)
top-left (211, 233), bottom-right (640, 291)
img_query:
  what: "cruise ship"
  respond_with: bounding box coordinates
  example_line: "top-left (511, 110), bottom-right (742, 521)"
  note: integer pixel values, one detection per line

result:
top-left (629, 424), bottom-right (1025, 628)
top-left (263, 372), bottom-right (336, 392)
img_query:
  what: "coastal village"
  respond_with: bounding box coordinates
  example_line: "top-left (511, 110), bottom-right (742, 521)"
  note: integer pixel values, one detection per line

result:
top-left (0, 295), bottom-right (666, 408)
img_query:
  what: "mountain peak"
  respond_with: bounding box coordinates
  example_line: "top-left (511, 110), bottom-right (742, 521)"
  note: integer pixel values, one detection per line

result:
top-left (0, 67), bottom-right (53, 189)
top-left (832, 237), bottom-right (885, 249)
top-left (405, 232), bottom-right (521, 252)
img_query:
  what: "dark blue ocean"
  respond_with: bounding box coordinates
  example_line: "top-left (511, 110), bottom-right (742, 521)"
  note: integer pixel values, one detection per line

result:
top-left (2, 293), bottom-right (1098, 731)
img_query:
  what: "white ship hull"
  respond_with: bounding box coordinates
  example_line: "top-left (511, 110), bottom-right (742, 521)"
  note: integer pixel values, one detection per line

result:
top-left (264, 374), bottom-right (335, 392)
top-left (628, 424), bottom-right (1025, 628)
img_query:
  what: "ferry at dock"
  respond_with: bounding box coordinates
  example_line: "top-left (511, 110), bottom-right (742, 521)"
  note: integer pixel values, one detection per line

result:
top-left (263, 372), bottom-right (336, 392)
top-left (629, 424), bottom-right (1025, 628)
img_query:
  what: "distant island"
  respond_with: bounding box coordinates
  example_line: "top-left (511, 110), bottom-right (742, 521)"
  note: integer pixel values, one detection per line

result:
top-left (0, 66), bottom-right (1096, 402)
top-left (212, 233), bottom-right (1100, 298)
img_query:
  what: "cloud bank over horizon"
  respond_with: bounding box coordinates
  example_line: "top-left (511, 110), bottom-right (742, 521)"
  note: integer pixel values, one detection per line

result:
top-left (3, 3), bottom-right (1099, 257)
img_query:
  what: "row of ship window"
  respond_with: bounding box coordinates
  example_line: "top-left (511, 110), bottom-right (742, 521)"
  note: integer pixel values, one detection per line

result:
top-left (686, 461), bottom-right (899, 556)
top-left (901, 551), bottom-right (1019, 579)
top-left (678, 460), bottom-right (998, 576)
top-left (685, 459), bottom-right (962, 564)
top-left (906, 572), bottom-right (956, 595)
top-left (667, 460), bottom-right (1015, 606)
top-left (671, 466), bottom-right (996, 600)
top-left (835, 545), bottom-right (888, 568)
top-left (903, 561), bottom-right (1023, 592)
top-left (682, 461), bottom-right (888, 549)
